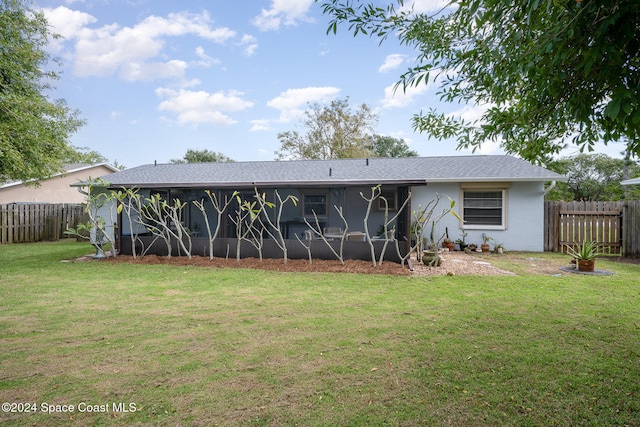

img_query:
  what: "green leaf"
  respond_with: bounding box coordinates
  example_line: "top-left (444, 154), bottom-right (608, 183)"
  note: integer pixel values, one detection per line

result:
top-left (604, 98), bottom-right (621, 120)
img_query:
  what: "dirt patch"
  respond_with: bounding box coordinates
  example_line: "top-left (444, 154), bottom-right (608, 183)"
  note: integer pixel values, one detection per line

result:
top-left (74, 250), bottom-right (528, 276)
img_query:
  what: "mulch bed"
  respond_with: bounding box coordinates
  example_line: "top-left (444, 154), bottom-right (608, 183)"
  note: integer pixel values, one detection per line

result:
top-left (99, 254), bottom-right (413, 276)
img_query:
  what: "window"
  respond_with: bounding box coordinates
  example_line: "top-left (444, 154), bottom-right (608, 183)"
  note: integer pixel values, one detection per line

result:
top-left (376, 190), bottom-right (398, 211)
top-left (462, 189), bottom-right (506, 229)
top-left (303, 193), bottom-right (327, 217)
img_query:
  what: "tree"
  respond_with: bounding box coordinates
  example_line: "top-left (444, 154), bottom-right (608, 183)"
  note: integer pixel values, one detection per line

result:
top-left (370, 134), bottom-right (417, 158)
top-left (0, 0), bottom-right (84, 183)
top-left (275, 97), bottom-right (377, 160)
top-left (65, 146), bottom-right (108, 164)
top-left (320, 0), bottom-right (640, 162)
top-left (170, 148), bottom-right (234, 163)
top-left (545, 153), bottom-right (640, 201)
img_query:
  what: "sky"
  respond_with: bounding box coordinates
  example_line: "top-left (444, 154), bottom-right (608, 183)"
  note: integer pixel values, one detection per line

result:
top-left (35, 0), bottom-right (627, 168)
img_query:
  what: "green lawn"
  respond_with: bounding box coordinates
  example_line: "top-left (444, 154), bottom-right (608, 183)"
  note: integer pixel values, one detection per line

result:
top-left (1, 240), bottom-right (639, 426)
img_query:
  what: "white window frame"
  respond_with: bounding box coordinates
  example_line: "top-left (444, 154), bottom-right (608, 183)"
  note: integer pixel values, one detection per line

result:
top-left (460, 183), bottom-right (509, 230)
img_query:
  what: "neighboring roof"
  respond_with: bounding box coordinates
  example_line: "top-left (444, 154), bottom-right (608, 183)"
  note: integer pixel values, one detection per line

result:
top-left (0, 163), bottom-right (119, 189)
top-left (94, 156), bottom-right (565, 189)
top-left (621, 177), bottom-right (640, 186)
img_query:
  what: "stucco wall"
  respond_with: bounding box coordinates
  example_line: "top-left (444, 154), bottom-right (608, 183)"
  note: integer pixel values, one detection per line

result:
top-left (0, 165), bottom-right (116, 204)
top-left (410, 181), bottom-right (545, 252)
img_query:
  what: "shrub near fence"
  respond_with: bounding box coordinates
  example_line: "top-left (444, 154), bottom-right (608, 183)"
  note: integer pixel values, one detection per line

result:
top-left (0, 204), bottom-right (86, 244)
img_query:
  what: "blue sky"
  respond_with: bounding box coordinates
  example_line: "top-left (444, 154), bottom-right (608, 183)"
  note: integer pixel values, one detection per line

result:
top-left (36, 0), bottom-right (625, 168)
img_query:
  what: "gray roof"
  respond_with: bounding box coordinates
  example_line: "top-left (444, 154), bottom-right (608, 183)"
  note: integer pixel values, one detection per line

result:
top-left (98, 155), bottom-right (565, 189)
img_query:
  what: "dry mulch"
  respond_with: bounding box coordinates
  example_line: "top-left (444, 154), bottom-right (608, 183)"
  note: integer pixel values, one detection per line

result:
top-left (100, 254), bottom-right (412, 275)
top-left (82, 250), bottom-right (520, 276)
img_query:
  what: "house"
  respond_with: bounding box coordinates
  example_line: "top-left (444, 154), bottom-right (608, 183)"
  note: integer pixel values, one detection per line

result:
top-left (88, 155), bottom-right (565, 262)
top-left (0, 163), bottom-right (118, 204)
top-left (621, 177), bottom-right (640, 186)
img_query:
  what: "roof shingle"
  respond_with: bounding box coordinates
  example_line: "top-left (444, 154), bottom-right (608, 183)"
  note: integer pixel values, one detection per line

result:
top-left (98, 155), bottom-right (565, 188)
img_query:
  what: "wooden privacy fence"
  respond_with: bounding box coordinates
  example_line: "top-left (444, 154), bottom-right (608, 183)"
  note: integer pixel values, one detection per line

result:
top-left (544, 201), bottom-right (640, 256)
top-left (0, 203), bottom-right (87, 244)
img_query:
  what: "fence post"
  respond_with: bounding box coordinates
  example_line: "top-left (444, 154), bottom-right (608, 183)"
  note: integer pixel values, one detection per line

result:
top-left (0, 204), bottom-right (6, 243)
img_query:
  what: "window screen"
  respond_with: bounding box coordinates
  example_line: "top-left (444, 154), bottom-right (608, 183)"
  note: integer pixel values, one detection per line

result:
top-left (303, 194), bottom-right (327, 216)
top-left (463, 190), bottom-right (503, 226)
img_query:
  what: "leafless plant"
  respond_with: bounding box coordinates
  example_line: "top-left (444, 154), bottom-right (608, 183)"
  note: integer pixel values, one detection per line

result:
top-left (193, 190), bottom-right (237, 260)
top-left (360, 185), bottom-right (381, 267)
top-left (138, 194), bottom-right (192, 259)
top-left (361, 185), bottom-right (412, 267)
top-left (295, 232), bottom-right (314, 265)
top-left (376, 191), bottom-right (411, 266)
top-left (254, 188), bottom-right (298, 264)
top-left (114, 187), bottom-right (144, 258)
top-left (303, 206), bottom-right (349, 265)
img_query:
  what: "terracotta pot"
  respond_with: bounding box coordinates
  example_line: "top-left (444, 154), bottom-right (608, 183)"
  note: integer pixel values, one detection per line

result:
top-left (443, 242), bottom-right (456, 251)
top-left (481, 244), bottom-right (490, 252)
top-left (577, 259), bottom-right (595, 272)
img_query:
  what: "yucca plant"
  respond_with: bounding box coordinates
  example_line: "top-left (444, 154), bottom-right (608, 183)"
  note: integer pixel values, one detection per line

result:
top-left (566, 241), bottom-right (602, 261)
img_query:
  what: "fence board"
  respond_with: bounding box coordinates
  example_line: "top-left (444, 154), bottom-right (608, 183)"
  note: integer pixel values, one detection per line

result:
top-left (0, 203), bottom-right (85, 244)
top-left (545, 200), bottom-right (638, 256)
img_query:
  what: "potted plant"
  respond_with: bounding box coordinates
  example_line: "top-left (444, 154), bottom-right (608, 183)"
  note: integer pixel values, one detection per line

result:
top-left (566, 241), bottom-right (601, 272)
top-left (481, 234), bottom-right (492, 252)
top-left (455, 231), bottom-right (468, 251)
top-left (422, 242), bottom-right (442, 267)
top-left (493, 242), bottom-right (505, 254)
top-left (442, 227), bottom-right (456, 251)
top-left (464, 243), bottom-right (477, 254)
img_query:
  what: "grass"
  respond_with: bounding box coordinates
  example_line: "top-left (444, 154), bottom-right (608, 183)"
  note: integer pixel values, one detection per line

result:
top-left (0, 240), bottom-right (639, 426)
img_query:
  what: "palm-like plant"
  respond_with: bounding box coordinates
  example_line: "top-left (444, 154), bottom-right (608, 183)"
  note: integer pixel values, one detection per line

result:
top-left (566, 241), bottom-right (601, 261)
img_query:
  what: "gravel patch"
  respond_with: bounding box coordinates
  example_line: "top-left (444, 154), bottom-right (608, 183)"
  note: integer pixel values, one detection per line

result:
top-left (411, 251), bottom-right (516, 276)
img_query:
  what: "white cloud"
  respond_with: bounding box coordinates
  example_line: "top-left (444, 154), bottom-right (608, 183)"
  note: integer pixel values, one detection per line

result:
top-left (451, 104), bottom-right (492, 123)
top-left (446, 104), bottom-right (503, 155)
top-left (250, 119), bottom-right (272, 132)
top-left (471, 140), bottom-right (501, 155)
top-left (43, 8), bottom-right (236, 81)
top-left (193, 46), bottom-right (220, 68)
top-left (401, 0), bottom-right (453, 15)
top-left (379, 54), bottom-right (406, 73)
top-left (120, 59), bottom-right (188, 82)
top-left (267, 86), bottom-right (341, 122)
top-left (239, 34), bottom-right (259, 56)
top-left (42, 6), bottom-right (96, 52)
top-left (380, 79), bottom-right (430, 109)
top-left (156, 88), bottom-right (254, 126)
top-left (252, 0), bottom-right (315, 31)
